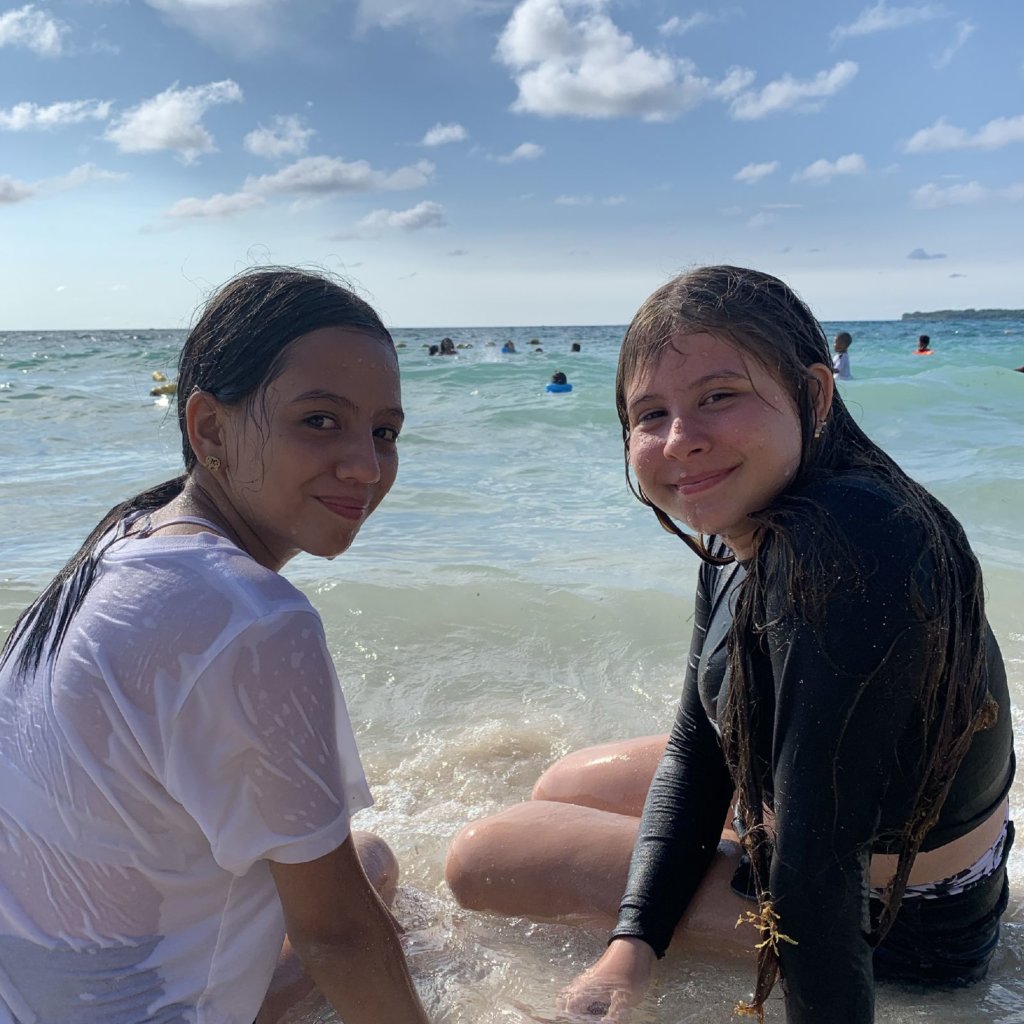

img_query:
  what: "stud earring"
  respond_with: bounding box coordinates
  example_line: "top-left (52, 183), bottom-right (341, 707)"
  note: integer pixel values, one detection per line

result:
top-left (204, 455), bottom-right (222, 472)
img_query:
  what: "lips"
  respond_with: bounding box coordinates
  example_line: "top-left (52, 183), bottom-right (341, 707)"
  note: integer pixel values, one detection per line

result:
top-left (673, 467), bottom-right (735, 495)
top-left (317, 497), bottom-right (368, 521)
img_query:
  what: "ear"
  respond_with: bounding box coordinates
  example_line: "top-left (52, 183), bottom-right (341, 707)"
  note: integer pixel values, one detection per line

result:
top-left (185, 389), bottom-right (227, 467)
top-left (807, 362), bottom-right (834, 428)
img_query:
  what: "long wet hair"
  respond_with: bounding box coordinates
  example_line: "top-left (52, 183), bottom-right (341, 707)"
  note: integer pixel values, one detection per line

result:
top-left (2, 267), bottom-right (394, 677)
top-left (615, 266), bottom-right (994, 1017)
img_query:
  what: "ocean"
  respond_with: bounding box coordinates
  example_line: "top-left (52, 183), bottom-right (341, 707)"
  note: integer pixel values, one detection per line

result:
top-left (1, 319), bottom-right (1023, 1023)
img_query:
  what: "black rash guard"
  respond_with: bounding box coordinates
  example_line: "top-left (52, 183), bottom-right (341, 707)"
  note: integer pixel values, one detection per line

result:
top-left (610, 471), bottom-right (1014, 1023)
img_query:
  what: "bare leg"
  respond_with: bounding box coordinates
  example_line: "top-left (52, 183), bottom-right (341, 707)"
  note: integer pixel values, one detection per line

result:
top-left (532, 734), bottom-right (669, 816)
top-left (445, 799), bottom-right (753, 958)
top-left (254, 831), bottom-right (400, 1024)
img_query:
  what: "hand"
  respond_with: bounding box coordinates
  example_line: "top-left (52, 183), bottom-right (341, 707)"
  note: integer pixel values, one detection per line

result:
top-left (557, 938), bottom-right (655, 1023)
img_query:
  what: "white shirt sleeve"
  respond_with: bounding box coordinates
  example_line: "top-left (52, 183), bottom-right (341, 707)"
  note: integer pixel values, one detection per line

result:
top-left (161, 609), bottom-right (372, 875)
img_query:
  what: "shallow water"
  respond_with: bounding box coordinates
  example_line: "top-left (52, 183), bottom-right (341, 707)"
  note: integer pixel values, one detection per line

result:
top-left (1, 322), bottom-right (1023, 1022)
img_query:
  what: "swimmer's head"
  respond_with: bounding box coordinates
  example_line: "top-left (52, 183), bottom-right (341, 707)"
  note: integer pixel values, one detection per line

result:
top-left (918, 334), bottom-right (931, 350)
top-left (833, 331), bottom-right (852, 353)
top-left (551, 371), bottom-right (568, 385)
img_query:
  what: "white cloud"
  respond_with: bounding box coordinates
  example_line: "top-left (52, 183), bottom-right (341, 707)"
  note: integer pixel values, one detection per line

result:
top-left (658, 12), bottom-right (711, 37)
top-left (734, 160), bottom-right (779, 184)
top-left (747, 211), bottom-right (778, 229)
top-left (48, 163), bottom-right (127, 190)
top-left (354, 0), bottom-right (492, 31)
top-left (555, 192), bottom-right (625, 205)
top-left (496, 0), bottom-right (753, 122)
top-left (144, 0), bottom-right (290, 55)
top-left (0, 4), bottom-right (68, 56)
top-left (907, 247), bottom-right (946, 260)
top-left (831, 2), bottom-right (944, 44)
top-left (911, 181), bottom-right (985, 207)
top-left (730, 61), bottom-right (858, 119)
top-left (165, 191), bottom-right (266, 218)
top-left (792, 152), bottom-right (866, 183)
top-left (0, 163), bottom-right (125, 205)
top-left (359, 200), bottom-right (447, 230)
top-left (0, 99), bottom-right (112, 131)
top-left (909, 181), bottom-right (1024, 208)
top-left (932, 19), bottom-right (974, 69)
top-left (421, 122), bottom-right (468, 146)
top-left (105, 80), bottom-right (243, 163)
top-left (904, 114), bottom-right (1024, 153)
top-left (496, 141), bottom-right (544, 162)
top-left (0, 175), bottom-right (35, 204)
top-left (245, 155), bottom-right (434, 195)
top-left (244, 114), bottom-right (314, 159)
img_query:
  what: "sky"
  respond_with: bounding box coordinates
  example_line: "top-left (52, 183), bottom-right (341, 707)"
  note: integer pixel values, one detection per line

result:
top-left (1, 0), bottom-right (1022, 329)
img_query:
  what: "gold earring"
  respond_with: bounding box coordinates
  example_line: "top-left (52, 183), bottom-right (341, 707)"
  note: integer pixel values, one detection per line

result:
top-left (204, 455), bottom-right (222, 472)
top-left (814, 421), bottom-right (826, 440)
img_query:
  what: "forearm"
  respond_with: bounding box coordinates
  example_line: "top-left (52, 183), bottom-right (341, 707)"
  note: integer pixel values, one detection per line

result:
top-left (292, 888), bottom-right (430, 1024)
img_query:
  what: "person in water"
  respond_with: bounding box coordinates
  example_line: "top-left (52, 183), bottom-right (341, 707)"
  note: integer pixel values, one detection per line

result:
top-left (832, 330), bottom-right (853, 379)
top-left (501, 341), bottom-right (516, 354)
top-left (446, 265), bottom-right (1013, 1023)
top-left (0, 268), bottom-right (432, 1024)
top-left (551, 371), bottom-right (568, 386)
top-left (438, 337), bottom-right (456, 355)
top-left (917, 334), bottom-right (933, 354)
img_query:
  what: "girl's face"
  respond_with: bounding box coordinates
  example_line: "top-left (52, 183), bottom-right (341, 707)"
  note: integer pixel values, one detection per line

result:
top-left (219, 327), bottom-right (402, 569)
top-left (625, 331), bottom-right (826, 560)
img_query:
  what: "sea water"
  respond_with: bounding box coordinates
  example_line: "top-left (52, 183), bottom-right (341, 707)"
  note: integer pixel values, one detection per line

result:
top-left (1, 319), bottom-right (1023, 1023)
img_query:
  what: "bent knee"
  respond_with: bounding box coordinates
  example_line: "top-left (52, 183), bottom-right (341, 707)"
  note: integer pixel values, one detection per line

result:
top-left (444, 821), bottom-right (497, 911)
top-left (352, 830), bottom-right (400, 906)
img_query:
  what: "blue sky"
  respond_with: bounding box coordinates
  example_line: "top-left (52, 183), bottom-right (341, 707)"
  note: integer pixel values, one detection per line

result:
top-left (1, 0), bottom-right (1022, 328)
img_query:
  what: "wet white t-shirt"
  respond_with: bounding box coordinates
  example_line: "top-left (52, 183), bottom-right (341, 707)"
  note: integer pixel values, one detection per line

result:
top-left (0, 528), bottom-right (372, 1024)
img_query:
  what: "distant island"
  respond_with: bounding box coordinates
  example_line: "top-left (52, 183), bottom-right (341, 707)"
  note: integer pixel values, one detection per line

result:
top-left (901, 308), bottom-right (1024, 322)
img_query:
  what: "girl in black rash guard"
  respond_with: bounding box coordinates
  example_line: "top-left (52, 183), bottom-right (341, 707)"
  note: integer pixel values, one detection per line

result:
top-left (445, 266), bottom-right (1015, 1023)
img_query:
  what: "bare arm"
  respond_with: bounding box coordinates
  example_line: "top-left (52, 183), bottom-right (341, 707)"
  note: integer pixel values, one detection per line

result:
top-left (270, 836), bottom-right (431, 1024)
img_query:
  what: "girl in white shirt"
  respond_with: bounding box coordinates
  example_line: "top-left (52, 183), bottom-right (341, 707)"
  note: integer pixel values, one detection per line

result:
top-left (0, 268), bottom-right (431, 1024)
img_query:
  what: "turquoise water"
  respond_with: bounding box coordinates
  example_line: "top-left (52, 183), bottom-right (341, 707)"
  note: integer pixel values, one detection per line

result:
top-left (2, 320), bottom-right (1023, 1023)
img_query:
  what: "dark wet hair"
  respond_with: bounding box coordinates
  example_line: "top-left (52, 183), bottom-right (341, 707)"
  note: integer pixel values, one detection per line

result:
top-left (615, 265), bottom-right (992, 1017)
top-left (833, 330), bottom-right (852, 349)
top-left (3, 267), bottom-right (394, 677)
top-left (551, 371), bottom-right (568, 385)
top-left (918, 334), bottom-right (931, 347)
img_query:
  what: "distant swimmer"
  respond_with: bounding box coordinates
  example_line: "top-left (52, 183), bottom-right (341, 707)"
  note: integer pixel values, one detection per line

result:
top-left (570, 342), bottom-right (581, 353)
top-left (916, 334), bottom-right (933, 355)
top-left (501, 341), bottom-right (516, 354)
top-left (546, 371), bottom-right (572, 393)
top-left (832, 331), bottom-right (853, 380)
top-left (438, 337), bottom-right (456, 356)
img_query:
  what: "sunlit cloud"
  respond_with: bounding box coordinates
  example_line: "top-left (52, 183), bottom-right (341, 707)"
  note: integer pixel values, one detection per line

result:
top-left (421, 122), bottom-right (468, 146)
top-left (359, 200), bottom-right (447, 230)
top-left (0, 99), bottom-right (112, 131)
top-left (792, 152), bottom-right (866, 183)
top-left (904, 114), bottom-right (1024, 153)
top-left (105, 80), bottom-right (243, 163)
top-left (733, 160), bottom-right (779, 184)
top-left (244, 114), bottom-right (314, 159)
top-left (0, 4), bottom-right (69, 57)
top-left (831, 2), bottom-right (945, 45)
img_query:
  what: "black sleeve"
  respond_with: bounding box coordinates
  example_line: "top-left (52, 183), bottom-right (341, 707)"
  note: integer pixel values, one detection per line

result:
top-left (609, 565), bottom-right (735, 957)
top-left (765, 533), bottom-right (934, 1022)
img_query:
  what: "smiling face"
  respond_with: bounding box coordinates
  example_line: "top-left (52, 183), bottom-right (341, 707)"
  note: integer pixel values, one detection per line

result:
top-left (625, 331), bottom-right (808, 560)
top-left (217, 327), bottom-right (402, 568)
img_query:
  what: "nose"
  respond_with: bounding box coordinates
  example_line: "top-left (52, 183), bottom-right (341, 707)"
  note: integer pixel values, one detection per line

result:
top-left (662, 415), bottom-right (708, 459)
top-left (336, 433), bottom-right (381, 483)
